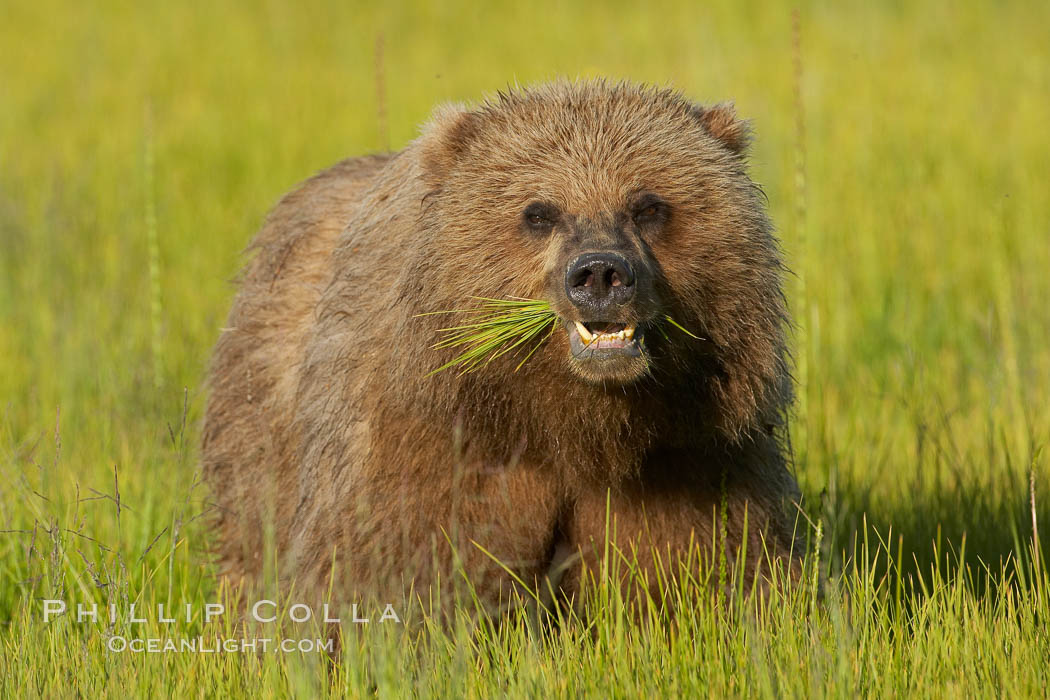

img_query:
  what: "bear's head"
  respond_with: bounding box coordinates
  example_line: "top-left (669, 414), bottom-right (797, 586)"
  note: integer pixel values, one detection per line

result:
top-left (410, 80), bottom-right (789, 445)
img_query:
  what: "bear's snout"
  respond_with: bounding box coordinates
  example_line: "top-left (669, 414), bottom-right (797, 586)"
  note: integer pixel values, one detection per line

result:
top-left (565, 252), bottom-right (636, 316)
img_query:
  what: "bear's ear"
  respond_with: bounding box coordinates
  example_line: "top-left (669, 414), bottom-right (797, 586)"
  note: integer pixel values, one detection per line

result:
top-left (690, 102), bottom-right (751, 156)
top-left (418, 104), bottom-right (483, 188)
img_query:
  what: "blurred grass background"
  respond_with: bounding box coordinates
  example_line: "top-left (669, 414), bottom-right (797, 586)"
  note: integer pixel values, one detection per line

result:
top-left (1, 0), bottom-right (1049, 695)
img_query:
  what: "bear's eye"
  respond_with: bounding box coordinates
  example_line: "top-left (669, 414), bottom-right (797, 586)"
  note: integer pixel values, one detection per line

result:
top-left (522, 202), bottom-right (559, 232)
top-left (632, 194), bottom-right (667, 225)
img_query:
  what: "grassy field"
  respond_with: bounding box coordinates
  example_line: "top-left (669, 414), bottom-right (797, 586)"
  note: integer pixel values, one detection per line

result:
top-left (2, 0), bottom-right (1050, 696)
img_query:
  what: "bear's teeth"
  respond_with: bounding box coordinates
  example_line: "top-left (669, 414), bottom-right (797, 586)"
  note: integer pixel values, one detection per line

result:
top-left (575, 323), bottom-right (638, 344)
top-left (574, 321), bottom-right (593, 342)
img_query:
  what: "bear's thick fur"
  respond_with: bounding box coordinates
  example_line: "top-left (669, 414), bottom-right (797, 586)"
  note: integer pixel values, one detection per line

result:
top-left (202, 80), bottom-right (801, 611)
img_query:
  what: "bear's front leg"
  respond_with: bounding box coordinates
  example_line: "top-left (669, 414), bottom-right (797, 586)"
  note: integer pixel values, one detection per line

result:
top-left (288, 422), bottom-right (567, 620)
top-left (559, 446), bottom-right (802, 611)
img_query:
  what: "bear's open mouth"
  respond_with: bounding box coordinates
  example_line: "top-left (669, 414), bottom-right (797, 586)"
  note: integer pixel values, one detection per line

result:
top-left (567, 320), bottom-right (643, 358)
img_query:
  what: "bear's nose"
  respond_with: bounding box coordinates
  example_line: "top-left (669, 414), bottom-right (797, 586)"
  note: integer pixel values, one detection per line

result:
top-left (565, 252), bottom-right (636, 313)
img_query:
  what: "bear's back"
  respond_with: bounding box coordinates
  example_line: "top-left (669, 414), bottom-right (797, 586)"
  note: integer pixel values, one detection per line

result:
top-left (201, 154), bottom-right (391, 581)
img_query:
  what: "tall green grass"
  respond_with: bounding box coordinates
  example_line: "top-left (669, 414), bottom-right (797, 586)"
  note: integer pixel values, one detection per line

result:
top-left (2, 0), bottom-right (1049, 695)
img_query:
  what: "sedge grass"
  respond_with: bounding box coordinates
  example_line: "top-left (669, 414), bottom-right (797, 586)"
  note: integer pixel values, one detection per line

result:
top-left (423, 298), bottom-right (703, 376)
top-left (423, 297), bottom-right (559, 375)
top-left (662, 314), bottom-right (703, 340)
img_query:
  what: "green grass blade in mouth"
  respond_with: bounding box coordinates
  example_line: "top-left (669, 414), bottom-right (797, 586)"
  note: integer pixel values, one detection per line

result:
top-left (420, 297), bottom-right (559, 376)
top-left (514, 321), bottom-right (558, 371)
top-left (663, 315), bottom-right (703, 340)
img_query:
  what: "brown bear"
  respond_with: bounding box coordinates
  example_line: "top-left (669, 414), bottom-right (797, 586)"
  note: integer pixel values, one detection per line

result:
top-left (201, 80), bottom-right (802, 616)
